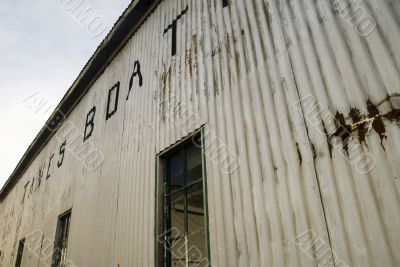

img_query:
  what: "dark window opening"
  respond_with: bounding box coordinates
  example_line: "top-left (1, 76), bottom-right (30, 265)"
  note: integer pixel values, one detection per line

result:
top-left (15, 238), bottom-right (25, 267)
top-left (159, 133), bottom-right (209, 267)
top-left (52, 211), bottom-right (72, 267)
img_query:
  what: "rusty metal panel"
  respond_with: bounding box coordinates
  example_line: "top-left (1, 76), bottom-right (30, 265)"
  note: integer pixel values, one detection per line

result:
top-left (0, 0), bottom-right (399, 266)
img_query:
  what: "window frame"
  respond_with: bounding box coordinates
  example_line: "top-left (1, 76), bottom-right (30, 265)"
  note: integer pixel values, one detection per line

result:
top-left (155, 129), bottom-right (211, 267)
top-left (51, 209), bottom-right (72, 267)
top-left (15, 238), bottom-right (25, 267)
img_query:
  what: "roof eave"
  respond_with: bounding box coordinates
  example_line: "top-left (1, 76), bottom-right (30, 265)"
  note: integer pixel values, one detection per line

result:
top-left (0, 0), bottom-right (161, 201)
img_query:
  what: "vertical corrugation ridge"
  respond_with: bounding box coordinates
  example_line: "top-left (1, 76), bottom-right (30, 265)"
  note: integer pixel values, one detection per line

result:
top-left (209, 0), bottom-right (240, 266)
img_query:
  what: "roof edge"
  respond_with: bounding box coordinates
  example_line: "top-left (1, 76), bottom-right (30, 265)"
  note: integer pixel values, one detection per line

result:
top-left (0, 0), bottom-right (161, 201)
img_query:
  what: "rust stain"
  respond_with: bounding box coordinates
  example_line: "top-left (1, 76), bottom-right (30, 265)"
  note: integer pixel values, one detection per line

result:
top-left (225, 33), bottom-right (231, 56)
top-left (311, 143), bottom-right (317, 160)
top-left (329, 98), bottom-right (400, 153)
top-left (186, 49), bottom-right (193, 78)
top-left (322, 122), bottom-right (333, 157)
top-left (211, 47), bottom-right (221, 57)
top-left (296, 142), bottom-right (302, 165)
top-left (349, 107), bottom-right (368, 146)
top-left (214, 75), bottom-right (219, 96)
top-left (384, 109), bottom-right (400, 122)
top-left (234, 50), bottom-right (240, 75)
top-left (332, 111), bottom-right (351, 155)
top-left (367, 100), bottom-right (387, 148)
top-left (160, 64), bottom-right (172, 121)
top-left (192, 34), bottom-right (198, 55)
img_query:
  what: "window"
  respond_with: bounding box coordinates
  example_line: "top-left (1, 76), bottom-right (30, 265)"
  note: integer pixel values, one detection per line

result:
top-left (158, 133), bottom-right (210, 267)
top-left (52, 210), bottom-right (72, 267)
top-left (15, 238), bottom-right (25, 267)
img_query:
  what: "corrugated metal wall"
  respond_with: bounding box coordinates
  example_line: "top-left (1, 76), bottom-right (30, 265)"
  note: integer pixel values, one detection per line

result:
top-left (0, 0), bottom-right (399, 266)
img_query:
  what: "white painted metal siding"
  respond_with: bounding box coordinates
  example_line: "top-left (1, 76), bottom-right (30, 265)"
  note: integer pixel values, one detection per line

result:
top-left (0, 0), bottom-right (399, 266)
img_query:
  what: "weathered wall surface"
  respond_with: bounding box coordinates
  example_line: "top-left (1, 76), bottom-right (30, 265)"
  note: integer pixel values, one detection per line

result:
top-left (0, 0), bottom-right (399, 266)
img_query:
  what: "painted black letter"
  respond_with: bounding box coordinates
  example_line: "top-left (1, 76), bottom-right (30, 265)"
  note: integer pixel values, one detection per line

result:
top-left (163, 6), bottom-right (188, 56)
top-left (22, 181), bottom-right (30, 203)
top-left (58, 140), bottom-right (66, 168)
top-left (126, 61), bottom-right (143, 100)
top-left (106, 82), bottom-right (120, 120)
top-left (46, 109), bottom-right (66, 132)
top-left (84, 106), bottom-right (96, 142)
top-left (37, 167), bottom-right (43, 187)
top-left (46, 154), bottom-right (54, 180)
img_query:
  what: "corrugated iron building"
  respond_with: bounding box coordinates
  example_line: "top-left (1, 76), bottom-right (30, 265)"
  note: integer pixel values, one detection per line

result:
top-left (1, 0), bottom-right (399, 266)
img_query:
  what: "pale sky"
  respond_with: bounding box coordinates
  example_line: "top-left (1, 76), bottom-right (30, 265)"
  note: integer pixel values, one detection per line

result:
top-left (0, 0), bottom-right (132, 188)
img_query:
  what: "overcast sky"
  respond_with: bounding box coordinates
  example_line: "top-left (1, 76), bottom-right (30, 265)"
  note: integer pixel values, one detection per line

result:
top-left (0, 0), bottom-right (132, 188)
